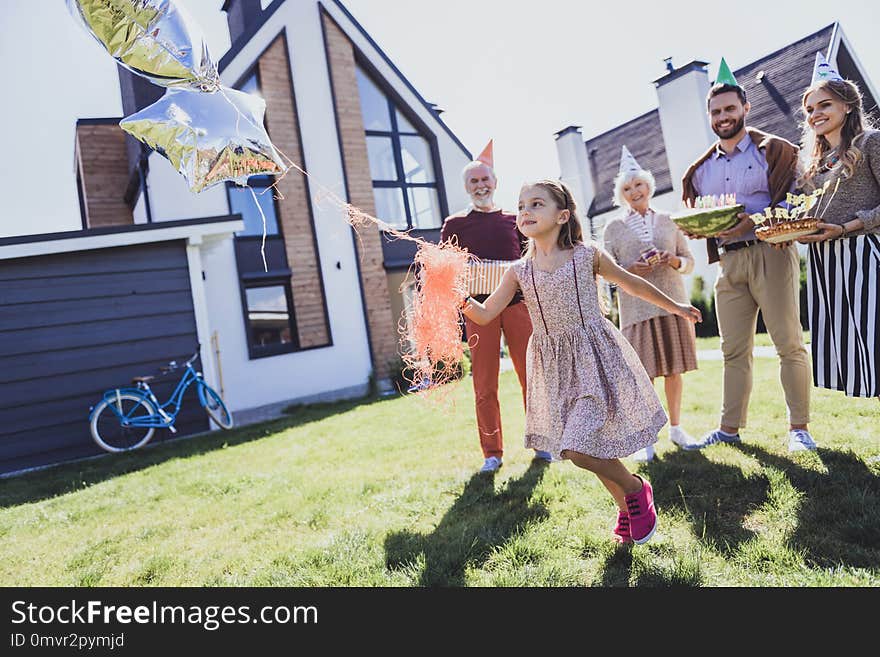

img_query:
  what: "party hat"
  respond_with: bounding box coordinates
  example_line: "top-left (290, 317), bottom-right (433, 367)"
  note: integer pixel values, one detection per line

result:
top-left (811, 52), bottom-right (844, 85)
top-left (619, 145), bottom-right (642, 175)
top-left (715, 57), bottom-right (738, 86)
top-left (476, 139), bottom-right (494, 168)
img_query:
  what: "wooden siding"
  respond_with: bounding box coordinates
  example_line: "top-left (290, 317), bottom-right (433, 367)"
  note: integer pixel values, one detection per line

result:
top-left (0, 241), bottom-right (206, 475)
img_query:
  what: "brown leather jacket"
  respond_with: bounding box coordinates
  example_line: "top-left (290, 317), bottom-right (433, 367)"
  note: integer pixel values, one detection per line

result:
top-left (681, 127), bottom-right (798, 264)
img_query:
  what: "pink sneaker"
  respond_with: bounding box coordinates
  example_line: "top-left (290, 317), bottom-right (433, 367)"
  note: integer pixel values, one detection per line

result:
top-left (611, 510), bottom-right (632, 544)
top-left (624, 475), bottom-right (658, 544)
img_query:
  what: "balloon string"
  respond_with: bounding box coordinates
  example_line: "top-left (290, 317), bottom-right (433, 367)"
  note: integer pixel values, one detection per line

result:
top-left (249, 185), bottom-right (269, 273)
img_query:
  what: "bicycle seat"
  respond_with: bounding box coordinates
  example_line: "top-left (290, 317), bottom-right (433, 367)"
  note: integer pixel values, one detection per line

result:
top-left (131, 375), bottom-right (156, 383)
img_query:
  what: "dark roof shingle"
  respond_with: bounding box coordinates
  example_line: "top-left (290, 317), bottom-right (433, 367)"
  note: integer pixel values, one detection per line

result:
top-left (585, 110), bottom-right (673, 217)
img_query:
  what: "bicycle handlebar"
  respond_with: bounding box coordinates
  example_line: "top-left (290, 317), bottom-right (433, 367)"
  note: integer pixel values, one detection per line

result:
top-left (160, 346), bottom-right (201, 373)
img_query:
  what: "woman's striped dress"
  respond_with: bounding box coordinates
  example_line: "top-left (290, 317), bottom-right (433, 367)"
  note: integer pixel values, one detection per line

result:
top-left (808, 233), bottom-right (880, 397)
top-left (805, 130), bottom-right (880, 398)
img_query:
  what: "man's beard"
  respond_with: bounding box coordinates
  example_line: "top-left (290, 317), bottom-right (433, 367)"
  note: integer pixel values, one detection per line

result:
top-left (471, 192), bottom-right (495, 210)
top-left (712, 115), bottom-right (745, 139)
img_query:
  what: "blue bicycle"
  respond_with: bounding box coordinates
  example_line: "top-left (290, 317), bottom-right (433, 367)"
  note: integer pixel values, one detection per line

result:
top-left (89, 348), bottom-right (233, 453)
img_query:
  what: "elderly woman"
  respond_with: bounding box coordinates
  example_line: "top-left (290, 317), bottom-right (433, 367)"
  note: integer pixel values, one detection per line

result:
top-left (797, 72), bottom-right (880, 402)
top-left (603, 154), bottom-right (698, 460)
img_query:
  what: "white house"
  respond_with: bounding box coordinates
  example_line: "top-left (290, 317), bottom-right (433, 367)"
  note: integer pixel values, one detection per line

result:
top-left (0, 0), bottom-right (471, 475)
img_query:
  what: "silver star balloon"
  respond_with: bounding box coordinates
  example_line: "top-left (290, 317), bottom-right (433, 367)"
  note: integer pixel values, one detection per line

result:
top-left (120, 87), bottom-right (288, 192)
top-left (67, 0), bottom-right (220, 91)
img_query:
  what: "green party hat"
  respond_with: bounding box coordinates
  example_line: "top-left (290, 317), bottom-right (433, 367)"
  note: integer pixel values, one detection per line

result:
top-left (715, 57), bottom-right (738, 86)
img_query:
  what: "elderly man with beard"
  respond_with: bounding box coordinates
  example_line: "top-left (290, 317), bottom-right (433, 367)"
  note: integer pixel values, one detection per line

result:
top-left (680, 63), bottom-right (815, 453)
top-left (440, 142), bottom-right (551, 473)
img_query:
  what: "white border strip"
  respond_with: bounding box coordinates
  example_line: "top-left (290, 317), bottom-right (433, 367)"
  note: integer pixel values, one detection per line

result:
top-left (0, 219), bottom-right (243, 261)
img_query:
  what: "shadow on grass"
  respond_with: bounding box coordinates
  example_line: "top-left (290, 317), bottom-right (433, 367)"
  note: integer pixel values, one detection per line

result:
top-left (0, 395), bottom-right (387, 509)
top-left (641, 449), bottom-right (771, 554)
top-left (596, 544), bottom-right (634, 587)
top-left (384, 460), bottom-right (550, 586)
top-left (739, 444), bottom-right (880, 569)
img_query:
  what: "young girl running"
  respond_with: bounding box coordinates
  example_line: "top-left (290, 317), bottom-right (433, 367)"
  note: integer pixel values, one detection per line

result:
top-left (461, 180), bottom-right (702, 544)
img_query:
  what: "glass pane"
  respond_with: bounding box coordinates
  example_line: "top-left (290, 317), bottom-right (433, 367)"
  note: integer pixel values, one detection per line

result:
top-left (356, 67), bottom-right (392, 131)
top-left (373, 187), bottom-right (407, 229)
top-left (407, 186), bottom-right (441, 229)
top-left (246, 285), bottom-right (292, 348)
top-left (238, 72), bottom-right (260, 97)
top-left (366, 136), bottom-right (398, 181)
top-left (395, 109), bottom-right (417, 133)
top-left (229, 182), bottom-right (279, 237)
top-left (400, 136), bottom-right (435, 184)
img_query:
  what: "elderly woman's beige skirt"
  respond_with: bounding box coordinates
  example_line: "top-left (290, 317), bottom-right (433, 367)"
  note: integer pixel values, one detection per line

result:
top-left (621, 314), bottom-right (698, 379)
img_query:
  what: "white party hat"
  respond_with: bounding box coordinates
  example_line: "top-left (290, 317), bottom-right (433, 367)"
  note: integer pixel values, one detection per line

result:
top-left (811, 52), bottom-right (844, 85)
top-left (619, 145), bottom-right (642, 175)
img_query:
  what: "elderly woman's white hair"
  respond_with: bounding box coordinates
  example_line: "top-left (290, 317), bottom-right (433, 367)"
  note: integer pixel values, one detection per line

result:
top-left (612, 169), bottom-right (656, 209)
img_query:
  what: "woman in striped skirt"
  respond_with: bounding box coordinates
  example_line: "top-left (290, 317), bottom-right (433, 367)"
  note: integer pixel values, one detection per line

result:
top-left (798, 77), bottom-right (880, 400)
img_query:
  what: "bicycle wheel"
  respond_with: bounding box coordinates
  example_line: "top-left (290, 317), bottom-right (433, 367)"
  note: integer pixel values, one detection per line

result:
top-left (198, 382), bottom-right (234, 429)
top-left (90, 393), bottom-right (157, 453)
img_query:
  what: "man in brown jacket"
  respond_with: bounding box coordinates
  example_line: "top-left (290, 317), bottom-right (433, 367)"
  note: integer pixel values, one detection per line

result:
top-left (680, 79), bottom-right (815, 453)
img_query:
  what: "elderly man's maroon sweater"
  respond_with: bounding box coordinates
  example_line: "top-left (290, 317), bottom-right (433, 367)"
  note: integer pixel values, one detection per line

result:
top-left (440, 208), bottom-right (526, 303)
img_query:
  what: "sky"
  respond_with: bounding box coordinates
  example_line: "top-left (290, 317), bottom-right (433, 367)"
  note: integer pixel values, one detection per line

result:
top-left (1, 0), bottom-right (878, 236)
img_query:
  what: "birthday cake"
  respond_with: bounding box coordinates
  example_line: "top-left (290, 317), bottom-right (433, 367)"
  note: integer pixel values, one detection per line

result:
top-left (750, 183), bottom-right (835, 244)
top-left (754, 218), bottom-right (820, 243)
top-left (671, 195), bottom-right (743, 237)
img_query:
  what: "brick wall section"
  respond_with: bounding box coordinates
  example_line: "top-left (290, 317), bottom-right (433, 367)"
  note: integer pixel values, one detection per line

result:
top-left (322, 14), bottom-right (399, 380)
top-left (75, 123), bottom-right (133, 228)
top-left (258, 35), bottom-right (330, 348)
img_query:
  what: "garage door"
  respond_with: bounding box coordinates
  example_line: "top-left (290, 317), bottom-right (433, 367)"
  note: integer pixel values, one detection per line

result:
top-left (0, 241), bottom-right (208, 475)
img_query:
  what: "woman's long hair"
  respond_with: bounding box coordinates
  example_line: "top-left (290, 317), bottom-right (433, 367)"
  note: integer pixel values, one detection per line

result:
top-left (799, 79), bottom-right (869, 188)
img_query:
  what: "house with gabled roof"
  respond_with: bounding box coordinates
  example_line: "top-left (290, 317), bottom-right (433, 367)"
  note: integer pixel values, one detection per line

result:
top-left (0, 0), bottom-right (471, 475)
top-left (556, 23), bottom-right (879, 287)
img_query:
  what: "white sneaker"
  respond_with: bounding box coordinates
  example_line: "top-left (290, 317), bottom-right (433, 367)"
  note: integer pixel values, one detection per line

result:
top-left (630, 445), bottom-right (655, 462)
top-left (669, 426), bottom-right (695, 448)
top-left (788, 429), bottom-right (817, 453)
top-left (479, 456), bottom-right (503, 473)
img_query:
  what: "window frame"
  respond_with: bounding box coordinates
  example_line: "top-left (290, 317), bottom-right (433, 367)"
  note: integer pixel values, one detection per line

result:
top-left (226, 173), bottom-right (283, 239)
top-left (355, 64), bottom-right (448, 232)
top-left (239, 278), bottom-right (300, 359)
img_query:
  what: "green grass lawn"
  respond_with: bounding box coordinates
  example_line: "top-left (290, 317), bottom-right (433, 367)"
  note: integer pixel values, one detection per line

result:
top-left (1, 357), bottom-right (877, 587)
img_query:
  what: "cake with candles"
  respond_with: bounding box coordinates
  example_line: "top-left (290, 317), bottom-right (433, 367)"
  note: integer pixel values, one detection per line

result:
top-left (671, 194), bottom-right (744, 237)
top-left (752, 180), bottom-right (837, 243)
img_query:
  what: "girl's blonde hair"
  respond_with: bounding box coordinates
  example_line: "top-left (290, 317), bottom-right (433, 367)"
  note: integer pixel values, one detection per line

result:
top-left (799, 78), bottom-right (870, 188)
top-left (521, 179), bottom-right (584, 259)
top-left (612, 169), bottom-right (656, 209)
top-left (521, 179), bottom-right (608, 314)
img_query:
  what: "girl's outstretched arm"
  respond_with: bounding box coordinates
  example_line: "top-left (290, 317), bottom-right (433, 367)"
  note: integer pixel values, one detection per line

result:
top-left (595, 248), bottom-right (702, 324)
top-left (461, 267), bottom-right (519, 326)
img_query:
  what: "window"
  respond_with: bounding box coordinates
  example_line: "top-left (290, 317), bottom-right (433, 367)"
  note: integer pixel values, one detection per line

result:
top-left (244, 282), bottom-right (298, 355)
top-left (228, 175), bottom-right (280, 237)
top-left (226, 70), bottom-right (279, 238)
top-left (356, 66), bottom-right (442, 231)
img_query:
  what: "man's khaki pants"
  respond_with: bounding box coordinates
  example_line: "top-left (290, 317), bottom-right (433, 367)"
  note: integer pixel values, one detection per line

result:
top-left (714, 242), bottom-right (811, 428)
